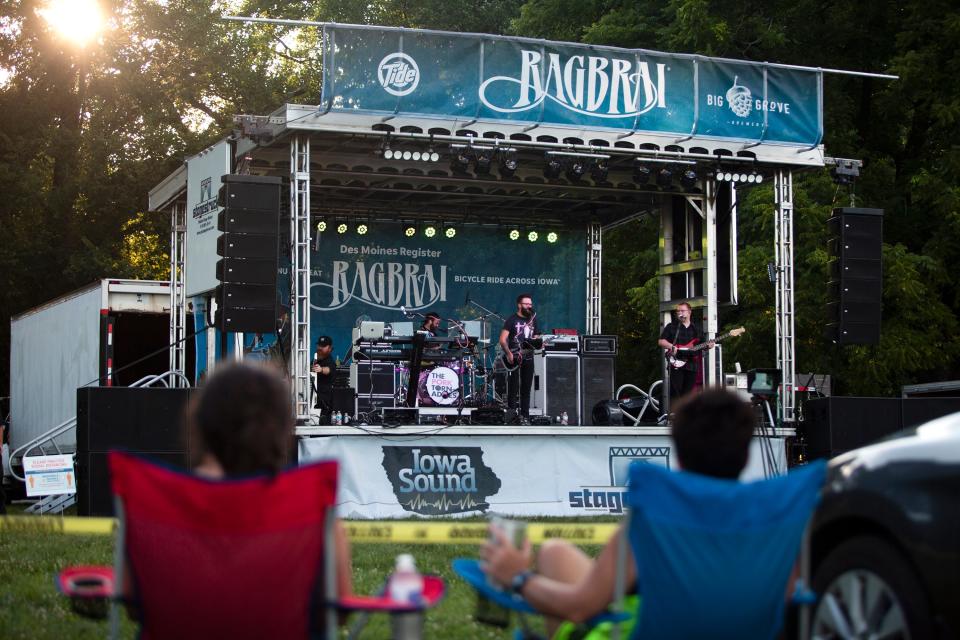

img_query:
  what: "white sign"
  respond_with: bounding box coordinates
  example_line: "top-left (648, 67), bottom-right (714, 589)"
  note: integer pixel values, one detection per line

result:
top-left (185, 140), bottom-right (231, 297)
top-left (299, 434), bottom-right (785, 519)
top-left (23, 454), bottom-right (77, 497)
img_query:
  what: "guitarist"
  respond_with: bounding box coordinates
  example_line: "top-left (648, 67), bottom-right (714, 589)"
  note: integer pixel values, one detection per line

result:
top-left (658, 301), bottom-right (713, 401)
top-left (499, 293), bottom-right (541, 425)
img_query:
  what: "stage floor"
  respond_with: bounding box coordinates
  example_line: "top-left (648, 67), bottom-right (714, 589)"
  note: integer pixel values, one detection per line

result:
top-left (297, 424), bottom-right (794, 519)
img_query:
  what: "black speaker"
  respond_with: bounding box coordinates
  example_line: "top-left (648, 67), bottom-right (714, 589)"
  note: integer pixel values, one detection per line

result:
top-left (215, 175), bottom-right (282, 333)
top-left (355, 362), bottom-right (396, 396)
top-left (539, 355), bottom-right (580, 424)
top-left (901, 398), bottom-right (960, 430)
top-left (580, 356), bottom-right (615, 426)
top-left (332, 387), bottom-right (356, 416)
top-left (592, 399), bottom-right (624, 425)
top-left (76, 387), bottom-right (192, 516)
top-left (826, 207), bottom-right (883, 344)
top-left (804, 397), bottom-right (901, 460)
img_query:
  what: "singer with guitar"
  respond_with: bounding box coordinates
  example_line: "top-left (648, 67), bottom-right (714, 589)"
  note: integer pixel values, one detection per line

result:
top-left (658, 302), bottom-right (714, 401)
top-left (499, 293), bottom-right (541, 425)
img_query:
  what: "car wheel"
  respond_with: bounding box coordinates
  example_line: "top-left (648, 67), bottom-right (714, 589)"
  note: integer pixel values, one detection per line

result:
top-left (811, 535), bottom-right (933, 640)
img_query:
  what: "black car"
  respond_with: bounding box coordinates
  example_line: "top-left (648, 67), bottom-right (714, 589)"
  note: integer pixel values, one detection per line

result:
top-left (809, 413), bottom-right (960, 639)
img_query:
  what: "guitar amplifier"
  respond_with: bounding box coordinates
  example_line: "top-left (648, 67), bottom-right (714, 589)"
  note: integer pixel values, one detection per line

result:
top-left (543, 334), bottom-right (580, 352)
top-left (581, 335), bottom-right (618, 355)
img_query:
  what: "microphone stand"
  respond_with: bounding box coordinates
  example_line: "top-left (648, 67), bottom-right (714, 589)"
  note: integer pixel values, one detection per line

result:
top-left (446, 317), bottom-right (470, 424)
top-left (466, 299), bottom-right (504, 407)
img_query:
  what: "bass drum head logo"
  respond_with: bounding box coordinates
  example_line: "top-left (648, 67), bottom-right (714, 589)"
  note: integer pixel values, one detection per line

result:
top-left (726, 76), bottom-right (752, 118)
top-left (377, 52), bottom-right (420, 96)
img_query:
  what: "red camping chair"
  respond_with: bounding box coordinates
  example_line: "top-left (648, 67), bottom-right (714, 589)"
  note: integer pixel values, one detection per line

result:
top-left (57, 451), bottom-right (444, 639)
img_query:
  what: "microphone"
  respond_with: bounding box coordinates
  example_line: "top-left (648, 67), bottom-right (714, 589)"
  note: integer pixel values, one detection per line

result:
top-left (400, 306), bottom-right (409, 318)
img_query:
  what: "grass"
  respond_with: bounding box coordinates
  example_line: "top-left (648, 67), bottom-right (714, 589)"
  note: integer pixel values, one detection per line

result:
top-left (0, 507), bottom-right (610, 639)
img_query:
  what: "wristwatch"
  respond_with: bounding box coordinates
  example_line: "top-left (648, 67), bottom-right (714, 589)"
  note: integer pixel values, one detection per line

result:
top-left (510, 569), bottom-right (534, 594)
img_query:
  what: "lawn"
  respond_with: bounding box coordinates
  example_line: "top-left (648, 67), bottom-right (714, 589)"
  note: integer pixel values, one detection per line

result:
top-left (0, 510), bottom-right (609, 639)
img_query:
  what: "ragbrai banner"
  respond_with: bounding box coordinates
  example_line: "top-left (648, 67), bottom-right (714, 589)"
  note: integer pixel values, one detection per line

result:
top-left (308, 226), bottom-right (586, 359)
top-left (321, 26), bottom-right (822, 146)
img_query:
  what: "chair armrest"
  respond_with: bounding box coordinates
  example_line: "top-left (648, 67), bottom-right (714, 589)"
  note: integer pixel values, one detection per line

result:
top-left (55, 565), bottom-right (115, 620)
top-left (453, 558), bottom-right (537, 614)
top-left (337, 574), bottom-right (445, 612)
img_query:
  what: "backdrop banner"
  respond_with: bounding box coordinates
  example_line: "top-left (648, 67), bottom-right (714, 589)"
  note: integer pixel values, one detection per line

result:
top-left (307, 225), bottom-right (587, 360)
top-left (322, 25), bottom-right (821, 146)
top-left (299, 434), bottom-right (787, 519)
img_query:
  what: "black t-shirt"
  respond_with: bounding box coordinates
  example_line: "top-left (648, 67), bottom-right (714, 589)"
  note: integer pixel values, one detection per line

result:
top-left (502, 313), bottom-right (541, 352)
top-left (313, 354), bottom-right (335, 395)
top-left (660, 321), bottom-right (705, 371)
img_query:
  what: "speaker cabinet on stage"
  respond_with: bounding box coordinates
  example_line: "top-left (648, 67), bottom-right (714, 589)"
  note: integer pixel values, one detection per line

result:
top-left (580, 356), bottom-right (615, 426)
top-left (215, 174), bottom-right (282, 333)
top-left (826, 207), bottom-right (883, 344)
top-left (804, 397), bottom-right (901, 459)
top-left (533, 354), bottom-right (580, 424)
top-left (76, 387), bottom-right (192, 516)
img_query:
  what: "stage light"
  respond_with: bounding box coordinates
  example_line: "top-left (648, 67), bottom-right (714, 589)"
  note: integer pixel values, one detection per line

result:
top-left (429, 151), bottom-right (440, 162)
top-left (527, 231), bottom-right (539, 242)
top-left (499, 150), bottom-right (518, 178)
top-left (590, 160), bottom-right (609, 183)
top-left (474, 148), bottom-right (494, 175)
top-left (565, 158), bottom-right (586, 182)
top-left (450, 148), bottom-right (471, 173)
top-left (656, 167), bottom-right (674, 188)
top-left (403, 224), bottom-right (417, 237)
top-left (544, 154), bottom-right (563, 180)
top-left (680, 169), bottom-right (698, 190)
top-left (731, 173), bottom-right (742, 183)
top-left (316, 219), bottom-right (327, 233)
top-left (402, 150), bottom-right (412, 161)
top-left (546, 231), bottom-right (558, 243)
top-left (412, 151), bottom-right (422, 161)
top-left (754, 172), bottom-right (764, 183)
top-left (384, 148), bottom-right (395, 160)
top-left (445, 227), bottom-right (457, 239)
top-left (356, 223), bottom-right (368, 235)
top-left (509, 229), bottom-right (520, 241)
top-left (424, 225), bottom-right (437, 238)
top-left (633, 161), bottom-right (652, 184)
top-left (336, 222), bottom-right (348, 234)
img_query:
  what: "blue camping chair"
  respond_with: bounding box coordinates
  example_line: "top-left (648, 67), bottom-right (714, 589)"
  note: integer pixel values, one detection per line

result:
top-left (455, 459), bottom-right (826, 640)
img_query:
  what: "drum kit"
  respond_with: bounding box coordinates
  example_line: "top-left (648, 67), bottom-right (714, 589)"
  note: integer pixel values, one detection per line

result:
top-left (395, 344), bottom-right (498, 408)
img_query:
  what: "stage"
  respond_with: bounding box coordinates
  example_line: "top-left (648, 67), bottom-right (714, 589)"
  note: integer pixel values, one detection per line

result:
top-left (297, 424), bottom-right (793, 519)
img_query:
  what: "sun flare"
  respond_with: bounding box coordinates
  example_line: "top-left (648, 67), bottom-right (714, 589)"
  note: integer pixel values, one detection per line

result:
top-left (38, 0), bottom-right (103, 47)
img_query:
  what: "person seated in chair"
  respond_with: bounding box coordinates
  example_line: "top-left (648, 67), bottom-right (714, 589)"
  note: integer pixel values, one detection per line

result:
top-left (481, 389), bottom-right (756, 638)
top-left (187, 361), bottom-right (354, 602)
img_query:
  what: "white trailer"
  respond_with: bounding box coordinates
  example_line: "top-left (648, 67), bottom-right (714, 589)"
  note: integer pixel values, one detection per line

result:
top-left (8, 279), bottom-right (176, 455)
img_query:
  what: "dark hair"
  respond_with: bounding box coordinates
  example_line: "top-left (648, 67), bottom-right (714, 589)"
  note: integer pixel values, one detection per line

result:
top-left (671, 389), bottom-right (755, 479)
top-left (424, 312), bottom-right (440, 321)
top-left (186, 362), bottom-right (293, 476)
top-left (516, 293), bottom-right (532, 304)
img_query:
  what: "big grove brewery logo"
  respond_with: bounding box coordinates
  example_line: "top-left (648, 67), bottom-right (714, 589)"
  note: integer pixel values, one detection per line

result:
top-left (479, 49), bottom-right (667, 118)
top-left (382, 446), bottom-right (501, 516)
top-left (313, 260), bottom-right (447, 311)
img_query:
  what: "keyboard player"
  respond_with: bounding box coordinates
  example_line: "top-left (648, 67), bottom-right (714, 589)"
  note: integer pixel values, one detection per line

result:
top-left (419, 312), bottom-right (442, 337)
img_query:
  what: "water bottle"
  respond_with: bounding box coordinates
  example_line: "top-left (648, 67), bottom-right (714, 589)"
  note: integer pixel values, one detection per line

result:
top-left (561, 411), bottom-right (569, 425)
top-left (390, 553), bottom-right (424, 603)
top-left (333, 411), bottom-right (342, 426)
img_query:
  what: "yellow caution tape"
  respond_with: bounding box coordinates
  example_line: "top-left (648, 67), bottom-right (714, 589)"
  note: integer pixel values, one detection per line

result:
top-left (1, 516), bottom-right (617, 545)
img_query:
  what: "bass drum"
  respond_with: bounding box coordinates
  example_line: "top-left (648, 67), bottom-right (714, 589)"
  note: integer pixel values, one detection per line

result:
top-left (417, 366), bottom-right (461, 406)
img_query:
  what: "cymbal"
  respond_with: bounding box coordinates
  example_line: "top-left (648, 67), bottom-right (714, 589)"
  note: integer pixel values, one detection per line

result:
top-left (478, 339), bottom-right (490, 344)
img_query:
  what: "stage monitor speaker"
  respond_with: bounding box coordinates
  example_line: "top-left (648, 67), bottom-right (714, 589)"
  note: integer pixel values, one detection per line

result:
top-left (804, 397), bottom-right (901, 460)
top-left (580, 356), bottom-right (615, 426)
top-left (353, 362), bottom-right (396, 396)
top-left (826, 207), bottom-right (883, 344)
top-left (592, 399), bottom-right (624, 425)
top-left (76, 387), bottom-right (192, 516)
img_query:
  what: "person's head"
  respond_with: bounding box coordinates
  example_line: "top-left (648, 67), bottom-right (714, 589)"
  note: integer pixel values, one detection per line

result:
top-left (422, 312), bottom-right (441, 331)
top-left (675, 302), bottom-right (692, 324)
top-left (516, 293), bottom-right (533, 317)
top-left (671, 389), bottom-right (755, 479)
top-left (315, 335), bottom-right (333, 358)
top-left (186, 362), bottom-right (293, 476)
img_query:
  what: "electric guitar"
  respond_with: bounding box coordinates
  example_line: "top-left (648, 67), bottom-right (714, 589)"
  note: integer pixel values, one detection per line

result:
top-left (666, 327), bottom-right (746, 368)
top-left (497, 336), bottom-right (559, 372)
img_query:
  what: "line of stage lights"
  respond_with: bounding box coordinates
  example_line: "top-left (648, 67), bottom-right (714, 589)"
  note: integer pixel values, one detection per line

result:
top-left (715, 170), bottom-right (764, 184)
top-left (318, 219), bottom-right (557, 243)
top-left (382, 147), bottom-right (441, 162)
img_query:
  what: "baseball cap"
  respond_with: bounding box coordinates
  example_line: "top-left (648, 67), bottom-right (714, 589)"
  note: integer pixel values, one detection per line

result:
top-left (317, 336), bottom-right (332, 347)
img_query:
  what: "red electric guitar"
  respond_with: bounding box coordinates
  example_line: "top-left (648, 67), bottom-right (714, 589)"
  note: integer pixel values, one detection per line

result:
top-left (666, 327), bottom-right (746, 368)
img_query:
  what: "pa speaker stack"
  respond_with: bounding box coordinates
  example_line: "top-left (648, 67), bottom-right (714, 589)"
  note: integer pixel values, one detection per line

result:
top-left (215, 175), bottom-right (282, 333)
top-left (579, 335), bottom-right (617, 426)
top-left (826, 207), bottom-right (883, 344)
